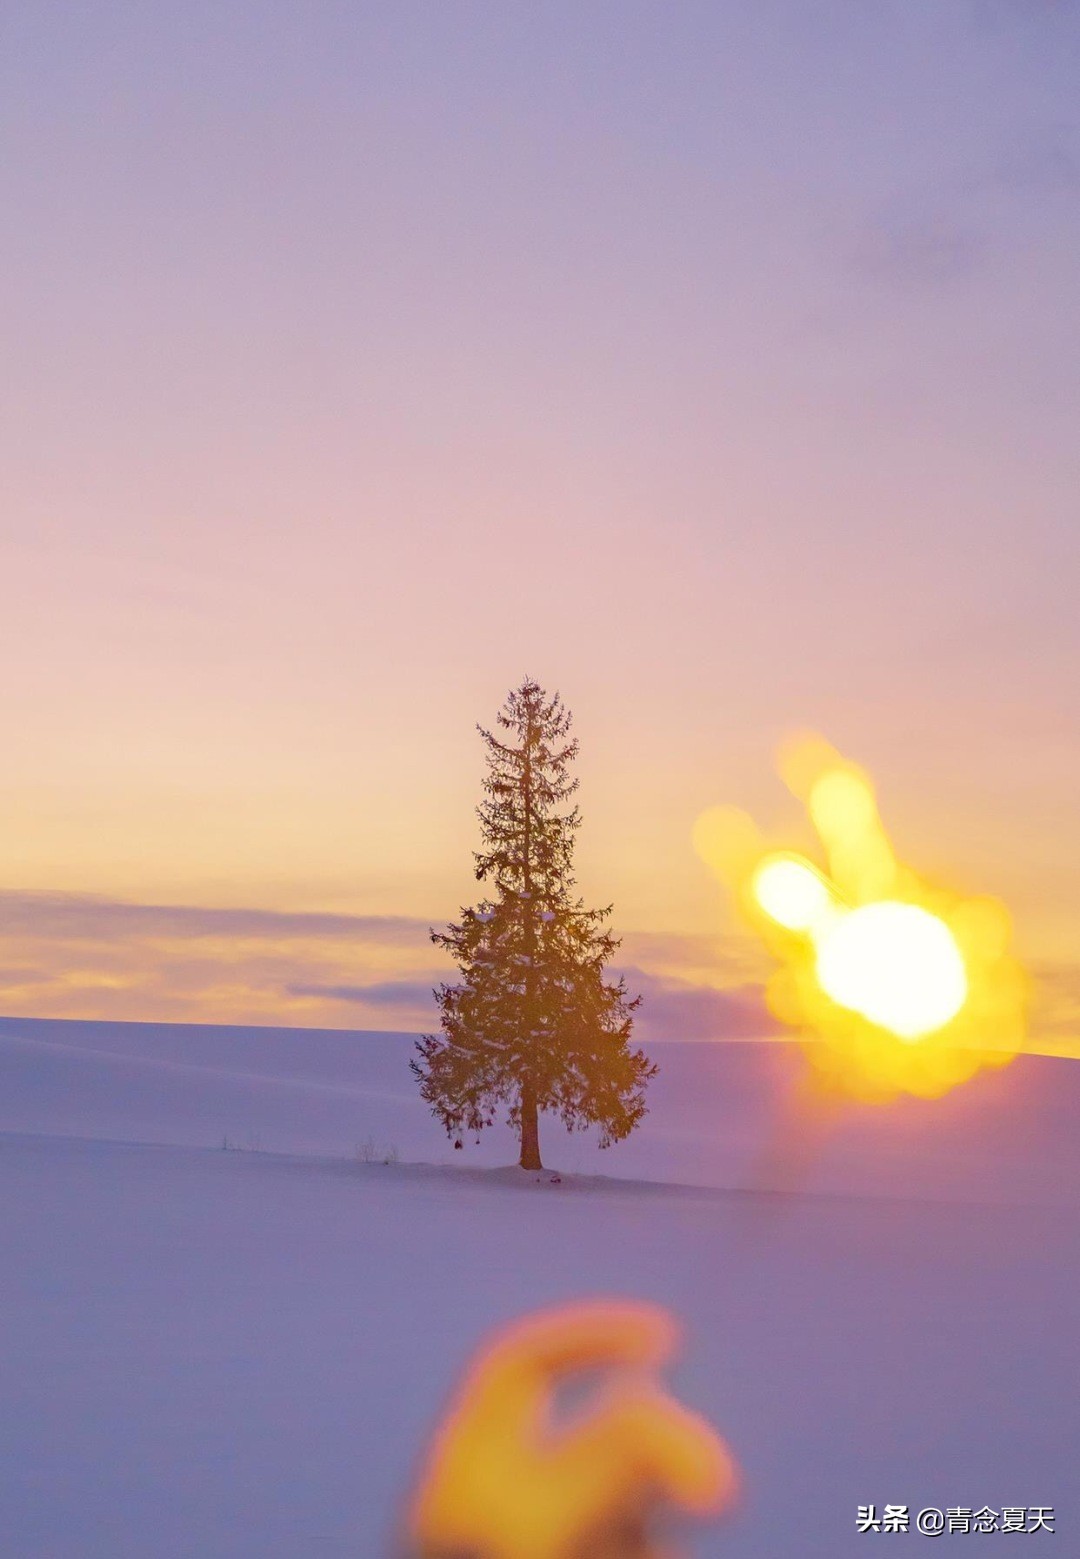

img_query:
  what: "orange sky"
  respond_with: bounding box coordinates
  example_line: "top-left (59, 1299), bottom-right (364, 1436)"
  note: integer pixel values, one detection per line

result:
top-left (1, 4), bottom-right (1077, 1047)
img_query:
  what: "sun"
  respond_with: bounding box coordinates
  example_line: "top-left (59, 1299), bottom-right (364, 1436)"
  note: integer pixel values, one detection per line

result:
top-left (695, 735), bottom-right (1026, 1100)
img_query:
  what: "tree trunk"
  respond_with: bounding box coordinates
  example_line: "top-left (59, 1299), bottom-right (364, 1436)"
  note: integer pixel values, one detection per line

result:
top-left (519, 717), bottom-right (543, 1172)
top-left (519, 1076), bottom-right (542, 1170)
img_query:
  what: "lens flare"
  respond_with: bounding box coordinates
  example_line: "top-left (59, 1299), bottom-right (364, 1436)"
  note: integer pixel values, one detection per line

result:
top-left (752, 857), bottom-right (832, 933)
top-left (697, 736), bottom-right (1027, 1101)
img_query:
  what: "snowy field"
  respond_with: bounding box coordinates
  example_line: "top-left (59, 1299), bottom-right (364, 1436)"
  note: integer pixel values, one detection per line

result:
top-left (3, 1015), bottom-right (1079, 1556)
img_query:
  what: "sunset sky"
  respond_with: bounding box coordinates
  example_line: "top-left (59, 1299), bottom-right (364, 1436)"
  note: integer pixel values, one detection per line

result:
top-left (1, 2), bottom-right (1077, 1046)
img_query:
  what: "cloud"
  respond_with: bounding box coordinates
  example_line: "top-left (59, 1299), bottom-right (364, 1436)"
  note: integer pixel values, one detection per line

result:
top-left (0, 965), bottom-right (55, 989)
top-left (841, 119), bottom-right (1079, 295)
top-left (0, 888), bottom-right (773, 1041)
top-left (993, 135), bottom-right (1080, 196)
top-left (618, 929), bottom-right (768, 984)
top-left (0, 891), bottom-right (447, 1028)
top-left (289, 962), bottom-right (777, 1043)
top-left (1, 880), bottom-right (1073, 1055)
top-left (1028, 960), bottom-right (1080, 1039)
top-left (0, 891), bottom-right (432, 945)
top-left (617, 966), bottom-right (775, 1044)
top-left (970, 0), bottom-right (1072, 33)
top-left (848, 213), bottom-right (985, 289)
top-left (287, 978), bottom-right (441, 1010)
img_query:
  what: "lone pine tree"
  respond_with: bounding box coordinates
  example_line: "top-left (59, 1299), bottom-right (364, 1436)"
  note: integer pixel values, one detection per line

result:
top-left (411, 678), bottom-right (655, 1171)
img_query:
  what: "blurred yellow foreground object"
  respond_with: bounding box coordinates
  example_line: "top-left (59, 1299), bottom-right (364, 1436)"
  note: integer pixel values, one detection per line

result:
top-left (405, 1299), bottom-right (737, 1559)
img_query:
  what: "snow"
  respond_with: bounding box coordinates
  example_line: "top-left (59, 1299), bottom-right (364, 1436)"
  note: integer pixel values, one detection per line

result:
top-left (2, 1014), bottom-right (1078, 1556)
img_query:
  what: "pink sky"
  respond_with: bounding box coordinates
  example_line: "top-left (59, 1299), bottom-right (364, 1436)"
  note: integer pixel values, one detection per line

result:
top-left (1, 3), bottom-right (1077, 1044)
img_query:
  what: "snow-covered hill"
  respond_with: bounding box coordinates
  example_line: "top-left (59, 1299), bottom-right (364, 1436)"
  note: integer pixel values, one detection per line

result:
top-left (2, 1016), bottom-right (1078, 1557)
top-left (3, 1014), bottom-right (1079, 1203)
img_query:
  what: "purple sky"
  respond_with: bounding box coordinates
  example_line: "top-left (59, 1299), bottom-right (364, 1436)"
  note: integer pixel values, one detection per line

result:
top-left (1, 2), bottom-right (1077, 1039)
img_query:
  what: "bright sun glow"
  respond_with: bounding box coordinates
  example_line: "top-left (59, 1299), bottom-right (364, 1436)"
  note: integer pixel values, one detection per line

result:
top-left (752, 858), bottom-right (832, 933)
top-left (752, 861), bottom-right (968, 1039)
top-left (813, 900), bottom-right (967, 1040)
top-left (696, 735), bottom-right (1026, 1101)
